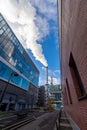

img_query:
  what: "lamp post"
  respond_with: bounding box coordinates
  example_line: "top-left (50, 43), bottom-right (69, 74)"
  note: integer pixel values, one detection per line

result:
top-left (0, 71), bottom-right (18, 105)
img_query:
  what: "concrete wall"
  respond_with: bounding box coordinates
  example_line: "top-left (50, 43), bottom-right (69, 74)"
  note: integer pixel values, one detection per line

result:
top-left (61, 0), bottom-right (87, 130)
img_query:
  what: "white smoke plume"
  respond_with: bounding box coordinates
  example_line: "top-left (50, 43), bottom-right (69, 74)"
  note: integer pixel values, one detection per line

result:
top-left (0, 0), bottom-right (48, 66)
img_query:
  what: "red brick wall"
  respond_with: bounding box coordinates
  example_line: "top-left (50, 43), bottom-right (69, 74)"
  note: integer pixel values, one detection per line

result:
top-left (61, 0), bottom-right (87, 130)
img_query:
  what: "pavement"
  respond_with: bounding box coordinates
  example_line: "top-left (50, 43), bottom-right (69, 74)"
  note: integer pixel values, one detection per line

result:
top-left (17, 110), bottom-right (60, 130)
top-left (59, 109), bottom-right (73, 130)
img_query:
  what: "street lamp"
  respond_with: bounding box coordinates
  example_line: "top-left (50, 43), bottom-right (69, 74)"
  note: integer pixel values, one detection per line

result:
top-left (0, 71), bottom-right (18, 105)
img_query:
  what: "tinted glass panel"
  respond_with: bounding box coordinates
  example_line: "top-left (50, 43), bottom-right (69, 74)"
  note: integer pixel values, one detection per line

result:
top-left (0, 61), bottom-right (29, 90)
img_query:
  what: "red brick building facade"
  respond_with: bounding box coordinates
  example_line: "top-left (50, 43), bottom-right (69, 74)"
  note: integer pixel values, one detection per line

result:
top-left (58, 0), bottom-right (87, 130)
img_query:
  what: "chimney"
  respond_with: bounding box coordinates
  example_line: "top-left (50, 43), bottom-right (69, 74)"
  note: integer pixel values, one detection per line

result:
top-left (46, 66), bottom-right (48, 85)
top-left (51, 76), bottom-right (53, 85)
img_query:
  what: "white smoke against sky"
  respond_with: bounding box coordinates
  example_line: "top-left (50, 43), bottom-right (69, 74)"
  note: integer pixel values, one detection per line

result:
top-left (0, 0), bottom-right (49, 66)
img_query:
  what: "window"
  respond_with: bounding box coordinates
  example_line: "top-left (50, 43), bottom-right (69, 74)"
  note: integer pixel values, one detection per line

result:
top-left (0, 61), bottom-right (11, 81)
top-left (6, 27), bottom-right (10, 33)
top-left (0, 61), bottom-right (29, 90)
top-left (3, 24), bottom-right (8, 31)
top-left (8, 32), bottom-right (12, 38)
top-left (0, 28), bottom-right (4, 35)
top-left (0, 20), bottom-right (5, 27)
top-left (66, 78), bottom-right (72, 104)
top-left (69, 53), bottom-right (86, 99)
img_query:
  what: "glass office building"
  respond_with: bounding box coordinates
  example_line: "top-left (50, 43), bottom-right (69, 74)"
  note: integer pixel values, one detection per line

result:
top-left (0, 13), bottom-right (39, 90)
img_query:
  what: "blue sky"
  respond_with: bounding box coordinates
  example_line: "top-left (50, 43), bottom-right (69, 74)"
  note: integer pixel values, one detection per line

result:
top-left (0, 0), bottom-right (60, 85)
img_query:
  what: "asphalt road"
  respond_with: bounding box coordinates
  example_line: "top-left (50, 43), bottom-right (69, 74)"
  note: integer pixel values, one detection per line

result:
top-left (17, 110), bottom-right (60, 130)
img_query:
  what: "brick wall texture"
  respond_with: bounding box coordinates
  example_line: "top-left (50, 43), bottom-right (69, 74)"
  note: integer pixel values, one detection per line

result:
top-left (61, 0), bottom-right (87, 130)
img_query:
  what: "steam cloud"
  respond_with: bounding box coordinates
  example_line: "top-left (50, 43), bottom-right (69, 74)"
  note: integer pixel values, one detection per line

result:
top-left (0, 0), bottom-right (48, 66)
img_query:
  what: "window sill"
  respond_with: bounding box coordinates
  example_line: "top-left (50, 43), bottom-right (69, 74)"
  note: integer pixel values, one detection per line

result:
top-left (78, 94), bottom-right (87, 101)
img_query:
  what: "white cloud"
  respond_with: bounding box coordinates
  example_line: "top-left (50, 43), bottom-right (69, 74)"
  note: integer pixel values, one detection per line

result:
top-left (29, 0), bottom-right (57, 21)
top-left (53, 70), bottom-right (60, 76)
top-left (29, 0), bottom-right (58, 39)
top-left (0, 0), bottom-right (48, 66)
top-left (48, 76), bottom-right (60, 85)
top-left (47, 0), bottom-right (57, 4)
top-left (35, 16), bottom-right (50, 39)
top-left (53, 77), bottom-right (61, 85)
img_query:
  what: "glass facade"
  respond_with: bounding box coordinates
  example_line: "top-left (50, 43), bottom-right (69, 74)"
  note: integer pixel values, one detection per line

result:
top-left (0, 61), bottom-right (29, 90)
top-left (55, 93), bottom-right (61, 101)
top-left (0, 14), bottom-right (39, 89)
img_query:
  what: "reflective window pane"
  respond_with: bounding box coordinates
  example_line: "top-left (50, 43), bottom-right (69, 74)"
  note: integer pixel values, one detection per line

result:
top-left (0, 28), bottom-right (4, 35)
top-left (0, 61), bottom-right (11, 81)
